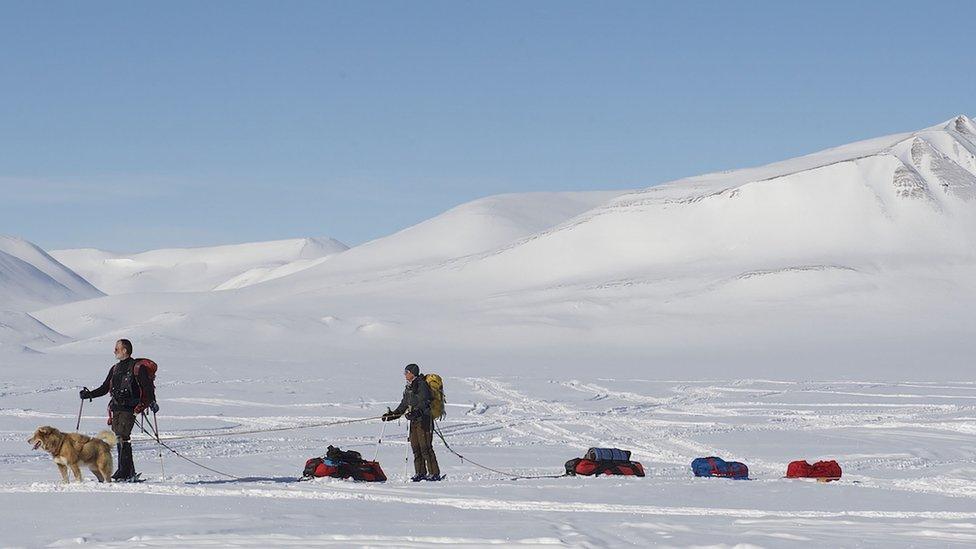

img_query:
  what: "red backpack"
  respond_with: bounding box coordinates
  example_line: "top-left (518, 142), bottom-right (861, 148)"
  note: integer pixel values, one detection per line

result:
top-left (133, 358), bottom-right (157, 384)
top-left (133, 358), bottom-right (157, 404)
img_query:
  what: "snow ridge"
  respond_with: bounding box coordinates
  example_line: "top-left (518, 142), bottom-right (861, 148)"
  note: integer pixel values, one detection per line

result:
top-left (52, 237), bottom-right (349, 294)
top-left (0, 235), bottom-right (102, 311)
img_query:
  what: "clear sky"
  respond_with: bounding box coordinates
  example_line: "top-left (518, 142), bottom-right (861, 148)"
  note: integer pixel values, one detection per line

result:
top-left (2, 1), bottom-right (974, 251)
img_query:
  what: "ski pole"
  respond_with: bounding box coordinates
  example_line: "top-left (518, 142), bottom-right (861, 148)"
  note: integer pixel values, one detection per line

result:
top-left (151, 410), bottom-right (164, 479)
top-left (151, 410), bottom-right (161, 443)
top-left (75, 392), bottom-right (85, 432)
top-left (372, 420), bottom-right (387, 462)
top-left (404, 422), bottom-right (410, 482)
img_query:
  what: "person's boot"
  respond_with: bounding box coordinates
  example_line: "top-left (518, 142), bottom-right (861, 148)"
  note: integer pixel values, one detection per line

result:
top-left (120, 441), bottom-right (137, 481)
top-left (412, 453), bottom-right (427, 482)
top-left (111, 443), bottom-right (126, 480)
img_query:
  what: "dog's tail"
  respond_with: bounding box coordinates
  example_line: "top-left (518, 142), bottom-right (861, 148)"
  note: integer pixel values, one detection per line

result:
top-left (97, 430), bottom-right (117, 445)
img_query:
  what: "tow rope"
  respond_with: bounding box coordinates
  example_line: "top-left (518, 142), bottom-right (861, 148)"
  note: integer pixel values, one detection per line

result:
top-left (433, 423), bottom-right (568, 481)
top-left (132, 415), bottom-right (384, 443)
top-left (136, 412), bottom-right (243, 480)
top-left (109, 411), bottom-right (565, 482)
top-left (131, 414), bottom-right (385, 480)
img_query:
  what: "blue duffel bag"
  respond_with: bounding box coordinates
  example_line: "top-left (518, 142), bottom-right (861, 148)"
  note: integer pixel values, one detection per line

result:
top-left (691, 456), bottom-right (749, 479)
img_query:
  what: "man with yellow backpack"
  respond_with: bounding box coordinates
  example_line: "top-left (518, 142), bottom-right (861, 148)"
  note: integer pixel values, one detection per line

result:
top-left (382, 363), bottom-right (444, 481)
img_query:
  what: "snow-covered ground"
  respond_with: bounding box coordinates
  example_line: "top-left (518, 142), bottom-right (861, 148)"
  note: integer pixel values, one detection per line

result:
top-left (3, 354), bottom-right (976, 547)
top-left (3, 116), bottom-right (976, 547)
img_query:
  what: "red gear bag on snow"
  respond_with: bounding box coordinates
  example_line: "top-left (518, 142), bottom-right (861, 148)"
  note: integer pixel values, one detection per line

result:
top-left (303, 457), bottom-right (387, 482)
top-left (302, 445), bottom-right (387, 482)
top-left (786, 460), bottom-right (842, 480)
top-left (565, 447), bottom-right (645, 477)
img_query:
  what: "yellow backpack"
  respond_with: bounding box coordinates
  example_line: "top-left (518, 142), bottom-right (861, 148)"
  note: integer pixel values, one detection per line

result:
top-left (425, 374), bottom-right (446, 420)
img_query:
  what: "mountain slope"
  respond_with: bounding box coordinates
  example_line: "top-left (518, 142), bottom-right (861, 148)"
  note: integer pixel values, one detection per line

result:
top-left (52, 237), bottom-right (348, 294)
top-left (0, 236), bottom-right (103, 311)
top-left (0, 310), bottom-right (71, 353)
top-left (257, 191), bottom-right (627, 286)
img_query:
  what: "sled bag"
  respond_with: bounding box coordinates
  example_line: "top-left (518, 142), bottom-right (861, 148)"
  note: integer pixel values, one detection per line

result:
top-left (565, 458), bottom-right (645, 477)
top-left (787, 460), bottom-right (841, 479)
top-left (343, 460), bottom-right (388, 482)
top-left (303, 457), bottom-right (387, 482)
top-left (584, 447), bottom-right (632, 462)
top-left (303, 457), bottom-right (339, 478)
top-left (691, 457), bottom-right (749, 479)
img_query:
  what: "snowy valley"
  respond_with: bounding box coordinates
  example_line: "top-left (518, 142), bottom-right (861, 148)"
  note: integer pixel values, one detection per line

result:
top-left (2, 117), bottom-right (976, 547)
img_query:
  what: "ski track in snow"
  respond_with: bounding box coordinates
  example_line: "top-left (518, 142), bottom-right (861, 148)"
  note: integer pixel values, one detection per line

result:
top-left (3, 375), bottom-right (976, 547)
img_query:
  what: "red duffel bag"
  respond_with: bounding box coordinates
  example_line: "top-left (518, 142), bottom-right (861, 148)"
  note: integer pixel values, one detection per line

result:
top-left (787, 460), bottom-right (841, 480)
top-left (566, 457), bottom-right (645, 477)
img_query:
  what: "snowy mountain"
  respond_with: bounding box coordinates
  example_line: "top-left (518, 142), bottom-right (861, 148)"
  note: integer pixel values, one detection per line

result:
top-left (258, 191), bottom-right (627, 285)
top-left (0, 235), bottom-right (103, 312)
top-left (30, 116), bottom-right (976, 377)
top-left (211, 116), bottom-right (976, 304)
top-left (0, 236), bottom-right (100, 352)
top-left (31, 190), bottom-right (628, 354)
top-left (51, 237), bottom-right (349, 294)
top-left (427, 115), bottom-right (976, 290)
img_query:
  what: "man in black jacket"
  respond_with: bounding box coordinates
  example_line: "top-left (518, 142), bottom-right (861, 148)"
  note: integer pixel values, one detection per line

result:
top-left (80, 339), bottom-right (157, 481)
top-left (382, 363), bottom-right (442, 481)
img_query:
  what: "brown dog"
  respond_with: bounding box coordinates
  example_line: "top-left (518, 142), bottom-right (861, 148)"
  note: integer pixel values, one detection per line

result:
top-left (28, 426), bottom-right (116, 483)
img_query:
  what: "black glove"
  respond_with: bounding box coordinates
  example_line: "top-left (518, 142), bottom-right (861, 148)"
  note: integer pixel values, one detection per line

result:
top-left (79, 388), bottom-right (92, 400)
top-left (405, 409), bottom-right (421, 420)
top-left (381, 407), bottom-right (397, 422)
top-left (150, 402), bottom-right (160, 414)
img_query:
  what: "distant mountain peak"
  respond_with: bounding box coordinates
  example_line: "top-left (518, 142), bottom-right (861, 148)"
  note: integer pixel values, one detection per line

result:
top-left (950, 114), bottom-right (976, 135)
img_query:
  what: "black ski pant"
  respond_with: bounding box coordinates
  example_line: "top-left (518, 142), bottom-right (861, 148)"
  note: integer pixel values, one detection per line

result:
top-left (409, 417), bottom-right (440, 477)
top-left (110, 411), bottom-right (136, 478)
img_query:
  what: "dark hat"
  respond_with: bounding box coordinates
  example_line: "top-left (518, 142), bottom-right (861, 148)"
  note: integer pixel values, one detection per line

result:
top-left (404, 363), bottom-right (420, 376)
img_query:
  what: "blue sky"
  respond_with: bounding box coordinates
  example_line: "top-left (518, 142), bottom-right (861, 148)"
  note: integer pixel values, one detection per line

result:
top-left (1, 1), bottom-right (974, 251)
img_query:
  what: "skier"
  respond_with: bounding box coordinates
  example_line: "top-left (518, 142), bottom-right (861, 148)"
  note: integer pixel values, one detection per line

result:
top-left (79, 339), bottom-right (157, 481)
top-left (382, 363), bottom-right (442, 481)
